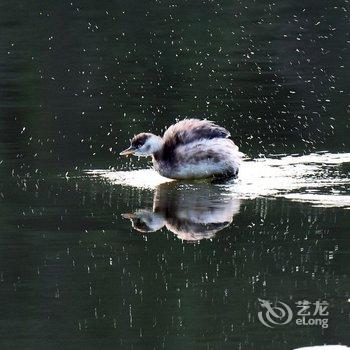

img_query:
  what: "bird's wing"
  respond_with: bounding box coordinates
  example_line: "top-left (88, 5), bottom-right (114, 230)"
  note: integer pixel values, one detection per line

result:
top-left (162, 119), bottom-right (230, 152)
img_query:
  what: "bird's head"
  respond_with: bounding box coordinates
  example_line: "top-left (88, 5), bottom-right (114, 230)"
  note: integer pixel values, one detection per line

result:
top-left (120, 133), bottom-right (163, 157)
top-left (121, 210), bottom-right (165, 233)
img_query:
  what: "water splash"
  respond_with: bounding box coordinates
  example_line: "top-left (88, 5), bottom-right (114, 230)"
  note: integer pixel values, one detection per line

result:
top-left (86, 168), bottom-right (172, 188)
top-left (86, 152), bottom-right (350, 208)
top-left (233, 152), bottom-right (350, 208)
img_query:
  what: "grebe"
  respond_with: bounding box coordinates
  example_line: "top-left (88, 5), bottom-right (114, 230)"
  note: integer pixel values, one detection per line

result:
top-left (122, 182), bottom-right (241, 241)
top-left (120, 119), bottom-right (242, 181)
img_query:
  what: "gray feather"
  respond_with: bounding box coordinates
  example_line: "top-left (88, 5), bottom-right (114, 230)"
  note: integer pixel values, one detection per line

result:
top-left (162, 119), bottom-right (230, 159)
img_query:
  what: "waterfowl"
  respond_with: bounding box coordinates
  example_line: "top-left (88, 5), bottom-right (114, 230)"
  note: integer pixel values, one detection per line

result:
top-left (122, 182), bottom-right (241, 241)
top-left (120, 119), bottom-right (242, 181)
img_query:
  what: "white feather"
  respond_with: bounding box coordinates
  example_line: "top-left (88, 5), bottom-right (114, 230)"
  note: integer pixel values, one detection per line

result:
top-left (156, 138), bottom-right (242, 179)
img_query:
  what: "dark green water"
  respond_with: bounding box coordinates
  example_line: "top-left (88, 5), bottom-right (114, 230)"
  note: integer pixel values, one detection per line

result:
top-left (0, 0), bottom-right (349, 349)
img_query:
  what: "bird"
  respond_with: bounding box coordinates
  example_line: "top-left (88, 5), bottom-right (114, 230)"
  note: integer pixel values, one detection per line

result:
top-left (119, 119), bottom-right (242, 182)
top-left (122, 181), bottom-right (241, 241)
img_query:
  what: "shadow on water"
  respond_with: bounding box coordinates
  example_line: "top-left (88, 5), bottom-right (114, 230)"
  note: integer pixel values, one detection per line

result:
top-left (121, 182), bottom-right (241, 241)
top-left (111, 151), bottom-right (350, 241)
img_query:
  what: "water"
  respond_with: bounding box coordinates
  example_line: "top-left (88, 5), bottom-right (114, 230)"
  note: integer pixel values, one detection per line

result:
top-left (88, 152), bottom-right (350, 207)
top-left (0, 0), bottom-right (349, 349)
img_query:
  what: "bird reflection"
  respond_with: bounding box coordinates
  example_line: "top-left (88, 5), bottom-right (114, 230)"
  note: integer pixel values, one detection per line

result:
top-left (122, 182), bottom-right (241, 241)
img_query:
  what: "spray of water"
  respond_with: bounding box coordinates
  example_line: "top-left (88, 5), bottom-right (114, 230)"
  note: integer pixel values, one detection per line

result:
top-left (86, 152), bottom-right (350, 208)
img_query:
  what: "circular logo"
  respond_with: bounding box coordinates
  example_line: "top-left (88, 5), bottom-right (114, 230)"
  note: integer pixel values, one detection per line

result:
top-left (258, 298), bottom-right (293, 328)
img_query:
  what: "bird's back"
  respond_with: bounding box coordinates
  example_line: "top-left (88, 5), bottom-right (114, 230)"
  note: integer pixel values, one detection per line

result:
top-left (161, 119), bottom-right (230, 159)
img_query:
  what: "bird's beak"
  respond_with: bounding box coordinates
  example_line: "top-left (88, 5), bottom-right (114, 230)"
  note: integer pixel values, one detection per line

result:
top-left (121, 213), bottom-right (138, 219)
top-left (119, 146), bottom-right (136, 156)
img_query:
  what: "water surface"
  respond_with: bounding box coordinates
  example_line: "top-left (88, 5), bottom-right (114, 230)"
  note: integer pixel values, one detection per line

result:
top-left (0, 0), bottom-right (349, 349)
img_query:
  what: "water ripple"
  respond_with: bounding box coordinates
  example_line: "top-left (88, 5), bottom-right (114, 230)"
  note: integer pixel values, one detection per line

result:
top-left (86, 152), bottom-right (350, 208)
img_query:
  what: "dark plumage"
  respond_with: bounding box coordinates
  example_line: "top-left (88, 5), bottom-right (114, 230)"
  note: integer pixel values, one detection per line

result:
top-left (163, 119), bottom-right (229, 147)
top-left (160, 119), bottom-right (230, 162)
top-left (131, 133), bottom-right (151, 148)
